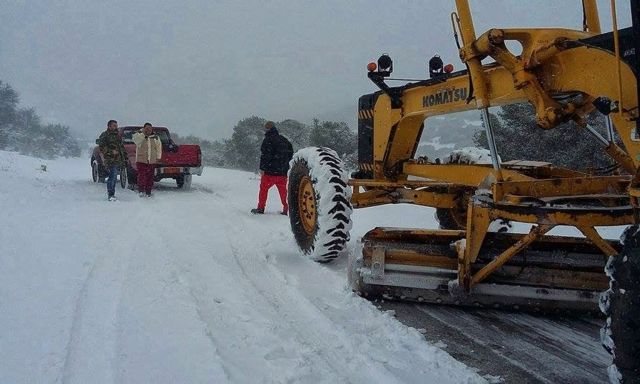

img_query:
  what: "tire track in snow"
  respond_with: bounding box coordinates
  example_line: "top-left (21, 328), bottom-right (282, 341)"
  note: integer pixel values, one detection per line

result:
top-left (60, 204), bottom-right (140, 384)
top-left (173, 190), bottom-right (356, 382)
top-left (210, 194), bottom-right (452, 384)
top-left (153, 218), bottom-right (233, 383)
top-left (60, 251), bottom-right (105, 384)
top-left (405, 304), bottom-right (608, 383)
top-left (147, 191), bottom-right (320, 383)
top-left (224, 242), bottom-right (354, 383)
top-left (111, 190), bottom-right (244, 383)
top-left (176, 178), bottom-right (483, 384)
top-left (413, 305), bottom-right (552, 384)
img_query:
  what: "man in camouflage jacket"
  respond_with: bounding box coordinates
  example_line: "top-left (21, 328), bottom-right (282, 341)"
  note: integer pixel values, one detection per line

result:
top-left (97, 119), bottom-right (127, 200)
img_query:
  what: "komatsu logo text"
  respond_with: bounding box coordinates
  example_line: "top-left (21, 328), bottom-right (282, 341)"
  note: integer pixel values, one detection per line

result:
top-left (422, 87), bottom-right (468, 107)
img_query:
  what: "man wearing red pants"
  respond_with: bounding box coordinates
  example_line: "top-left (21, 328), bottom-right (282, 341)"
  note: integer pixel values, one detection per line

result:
top-left (251, 121), bottom-right (293, 215)
top-left (132, 123), bottom-right (162, 197)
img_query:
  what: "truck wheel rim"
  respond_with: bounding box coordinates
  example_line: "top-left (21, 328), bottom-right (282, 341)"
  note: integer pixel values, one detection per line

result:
top-left (298, 176), bottom-right (317, 234)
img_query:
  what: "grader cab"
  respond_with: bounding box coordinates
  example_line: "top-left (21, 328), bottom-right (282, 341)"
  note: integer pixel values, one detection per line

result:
top-left (287, 1), bottom-right (639, 381)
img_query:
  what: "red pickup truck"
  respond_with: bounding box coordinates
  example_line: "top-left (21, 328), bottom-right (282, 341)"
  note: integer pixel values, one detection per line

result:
top-left (91, 126), bottom-right (202, 189)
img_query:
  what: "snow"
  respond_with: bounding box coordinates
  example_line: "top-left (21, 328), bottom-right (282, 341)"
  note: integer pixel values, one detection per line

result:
top-left (417, 136), bottom-right (456, 151)
top-left (463, 119), bottom-right (483, 127)
top-left (0, 150), bottom-right (485, 384)
top-left (442, 147), bottom-right (496, 165)
top-left (607, 364), bottom-right (622, 384)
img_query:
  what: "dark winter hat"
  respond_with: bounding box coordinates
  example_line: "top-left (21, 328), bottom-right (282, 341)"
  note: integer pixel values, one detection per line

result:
top-left (264, 121), bottom-right (275, 129)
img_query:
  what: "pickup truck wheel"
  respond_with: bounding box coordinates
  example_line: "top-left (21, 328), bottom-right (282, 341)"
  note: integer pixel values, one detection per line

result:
top-left (92, 160), bottom-right (106, 183)
top-left (288, 147), bottom-right (352, 263)
top-left (119, 166), bottom-right (127, 189)
top-left (177, 174), bottom-right (192, 189)
top-left (126, 165), bottom-right (137, 189)
top-left (91, 160), bottom-right (99, 182)
top-left (601, 225), bottom-right (640, 383)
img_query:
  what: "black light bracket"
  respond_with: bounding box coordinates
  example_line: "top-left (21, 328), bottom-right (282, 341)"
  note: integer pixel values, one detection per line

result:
top-left (367, 54), bottom-right (403, 108)
top-left (367, 71), bottom-right (403, 109)
top-left (593, 96), bottom-right (619, 115)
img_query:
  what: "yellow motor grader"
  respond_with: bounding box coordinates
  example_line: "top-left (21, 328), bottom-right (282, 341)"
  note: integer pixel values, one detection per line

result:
top-left (287, 0), bottom-right (639, 381)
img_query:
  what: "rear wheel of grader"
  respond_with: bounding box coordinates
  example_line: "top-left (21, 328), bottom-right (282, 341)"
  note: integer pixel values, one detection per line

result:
top-left (434, 148), bottom-right (484, 230)
top-left (601, 225), bottom-right (640, 383)
top-left (288, 147), bottom-right (353, 263)
top-left (435, 189), bottom-right (471, 230)
top-left (434, 148), bottom-right (509, 231)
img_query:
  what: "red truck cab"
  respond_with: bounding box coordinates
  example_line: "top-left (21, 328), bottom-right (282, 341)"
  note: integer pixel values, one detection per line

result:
top-left (91, 126), bottom-right (202, 189)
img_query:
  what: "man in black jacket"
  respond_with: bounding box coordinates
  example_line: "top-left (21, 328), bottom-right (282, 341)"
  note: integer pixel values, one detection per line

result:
top-left (251, 121), bottom-right (293, 215)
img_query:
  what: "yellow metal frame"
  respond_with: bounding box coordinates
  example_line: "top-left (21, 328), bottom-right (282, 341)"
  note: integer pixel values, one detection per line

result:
top-left (355, 0), bottom-right (639, 293)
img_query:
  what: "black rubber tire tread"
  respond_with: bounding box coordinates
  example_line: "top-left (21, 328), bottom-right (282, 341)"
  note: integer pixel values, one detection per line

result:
top-left (91, 160), bottom-right (99, 182)
top-left (433, 186), bottom-right (471, 230)
top-left (434, 150), bottom-right (480, 230)
top-left (288, 147), bottom-right (352, 263)
top-left (601, 225), bottom-right (640, 383)
top-left (127, 165), bottom-right (137, 188)
top-left (183, 174), bottom-right (192, 190)
top-left (97, 161), bottom-right (106, 183)
top-left (435, 208), bottom-right (465, 230)
top-left (119, 166), bottom-right (127, 189)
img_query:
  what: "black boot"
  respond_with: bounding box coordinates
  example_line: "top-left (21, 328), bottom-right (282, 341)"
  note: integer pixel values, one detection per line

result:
top-left (251, 208), bottom-right (264, 214)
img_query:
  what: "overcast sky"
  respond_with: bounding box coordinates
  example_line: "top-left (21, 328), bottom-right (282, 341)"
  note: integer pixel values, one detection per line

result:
top-left (0, 0), bottom-right (632, 140)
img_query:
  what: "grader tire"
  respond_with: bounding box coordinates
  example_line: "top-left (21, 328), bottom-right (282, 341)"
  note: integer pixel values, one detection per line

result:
top-left (288, 147), bottom-right (352, 263)
top-left (434, 149), bottom-right (482, 230)
top-left (435, 202), bottom-right (468, 230)
top-left (435, 148), bottom-right (506, 231)
top-left (601, 225), bottom-right (640, 383)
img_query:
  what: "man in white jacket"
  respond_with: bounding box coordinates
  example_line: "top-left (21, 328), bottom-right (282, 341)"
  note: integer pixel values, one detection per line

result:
top-left (132, 122), bottom-right (162, 197)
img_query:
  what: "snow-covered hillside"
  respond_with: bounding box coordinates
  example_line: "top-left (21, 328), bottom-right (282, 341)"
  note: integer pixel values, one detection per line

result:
top-left (0, 151), bottom-right (488, 384)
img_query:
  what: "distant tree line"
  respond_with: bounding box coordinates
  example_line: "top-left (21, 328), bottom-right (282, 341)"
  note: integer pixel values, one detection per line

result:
top-left (173, 116), bottom-right (357, 172)
top-left (0, 80), bottom-right (81, 159)
top-left (474, 104), bottom-right (617, 172)
top-left (176, 103), bottom-right (618, 176)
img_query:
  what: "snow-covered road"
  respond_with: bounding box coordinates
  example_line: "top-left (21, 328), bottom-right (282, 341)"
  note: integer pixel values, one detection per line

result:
top-left (0, 151), bottom-right (486, 383)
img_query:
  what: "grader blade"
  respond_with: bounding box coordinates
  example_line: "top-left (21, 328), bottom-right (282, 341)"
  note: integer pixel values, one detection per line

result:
top-left (353, 227), bottom-right (617, 313)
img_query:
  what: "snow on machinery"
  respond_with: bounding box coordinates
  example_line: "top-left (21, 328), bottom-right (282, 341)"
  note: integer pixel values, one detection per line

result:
top-left (287, 0), bottom-right (639, 381)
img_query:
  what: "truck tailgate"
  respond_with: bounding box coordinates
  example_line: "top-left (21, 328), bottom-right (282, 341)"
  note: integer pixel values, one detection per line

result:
top-left (162, 144), bottom-right (200, 166)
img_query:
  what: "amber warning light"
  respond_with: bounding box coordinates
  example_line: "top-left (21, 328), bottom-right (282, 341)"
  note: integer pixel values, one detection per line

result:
top-left (444, 64), bottom-right (454, 73)
top-left (367, 62), bottom-right (377, 72)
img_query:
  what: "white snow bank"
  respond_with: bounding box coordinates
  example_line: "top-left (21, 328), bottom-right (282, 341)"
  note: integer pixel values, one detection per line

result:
top-left (0, 150), bottom-right (485, 384)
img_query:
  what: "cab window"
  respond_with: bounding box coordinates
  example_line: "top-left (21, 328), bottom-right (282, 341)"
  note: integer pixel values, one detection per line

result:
top-left (154, 130), bottom-right (172, 145)
top-left (122, 130), bottom-right (135, 144)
